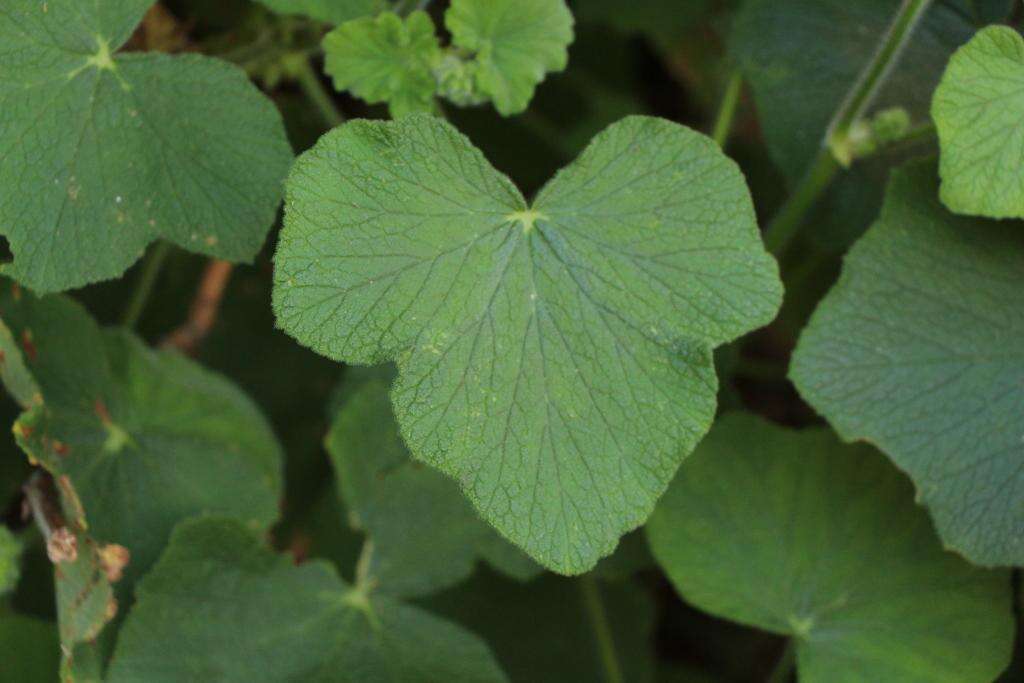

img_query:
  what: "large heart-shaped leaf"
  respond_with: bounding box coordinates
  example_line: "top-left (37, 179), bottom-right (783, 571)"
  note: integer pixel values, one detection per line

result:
top-left (0, 283), bottom-right (283, 585)
top-left (273, 114), bottom-right (782, 573)
top-left (647, 413), bottom-right (1014, 682)
top-left (107, 517), bottom-right (508, 682)
top-left (0, 0), bottom-right (293, 292)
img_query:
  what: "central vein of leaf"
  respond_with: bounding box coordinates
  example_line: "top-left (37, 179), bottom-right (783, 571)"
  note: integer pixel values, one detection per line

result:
top-left (506, 209), bottom-right (547, 234)
top-left (84, 36), bottom-right (116, 73)
top-left (102, 420), bottom-right (134, 454)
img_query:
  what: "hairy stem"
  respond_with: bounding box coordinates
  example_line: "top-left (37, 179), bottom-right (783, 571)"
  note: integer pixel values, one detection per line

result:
top-left (163, 259), bottom-right (234, 353)
top-left (712, 71), bottom-right (743, 148)
top-left (764, 0), bottom-right (933, 256)
top-left (295, 57), bottom-right (345, 129)
top-left (766, 640), bottom-right (796, 683)
top-left (122, 241), bottom-right (172, 329)
top-left (580, 575), bottom-right (625, 683)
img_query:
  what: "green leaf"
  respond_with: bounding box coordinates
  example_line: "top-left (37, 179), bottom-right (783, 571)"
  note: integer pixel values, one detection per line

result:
top-left (255, 0), bottom-right (380, 24)
top-left (933, 26), bottom-right (1024, 219)
top-left (790, 161), bottom-right (1024, 567)
top-left (0, 610), bottom-right (60, 682)
top-left (273, 114), bottom-right (782, 573)
top-left (327, 368), bottom-right (539, 598)
top-left (646, 413), bottom-right (1014, 683)
top-left (0, 527), bottom-right (20, 595)
top-left (425, 571), bottom-right (656, 683)
top-left (0, 283), bottom-right (283, 585)
top-left (0, 0), bottom-right (293, 293)
top-left (107, 517), bottom-right (508, 683)
top-left (731, 0), bottom-right (992, 182)
top-left (445, 0), bottom-right (574, 115)
top-left (323, 11), bottom-right (441, 118)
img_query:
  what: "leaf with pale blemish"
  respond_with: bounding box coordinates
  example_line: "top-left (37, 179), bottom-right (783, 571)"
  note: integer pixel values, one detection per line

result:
top-left (0, 281), bottom-right (283, 587)
top-left (646, 413), bottom-right (1015, 682)
top-left (273, 114), bottom-right (782, 573)
top-left (0, 0), bottom-right (293, 293)
top-left (107, 517), bottom-right (509, 682)
top-left (327, 367), bottom-right (540, 598)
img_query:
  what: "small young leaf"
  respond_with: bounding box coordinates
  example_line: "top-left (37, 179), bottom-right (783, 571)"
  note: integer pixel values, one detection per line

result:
top-left (255, 0), bottom-right (381, 24)
top-left (107, 517), bottom-right (508, 683)
top-left (273, 114), bottom-right (782, 573)
top-left (646, 413), bottom-right (1014, 683)
top-left (0, 0), bottom-right (293, 293)
top-left (791, 161), bottom-right (1024, 566)
top-left (445, 0), bottom-right (574, 116)
top-left (933, 26), bottom-right (1024, 219)
top-left (0, 283), bottom-right (283, 585)
top-left (323, 11), bottom-right (441, 118)
top-left (327, 368), bottom-right (539, 598)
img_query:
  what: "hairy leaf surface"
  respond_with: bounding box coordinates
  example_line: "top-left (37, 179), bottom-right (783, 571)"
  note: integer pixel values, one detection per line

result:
top-left (328, 368), bottom-right (540, 597)
top-left (791, 161), bottom-right (1024, 566)
top-left (274, 114), bottom-right (782, 573)
top-left (0, 284), bottom-right (283, 585)
top-left (445, 0), bottom-right (574, 116)
top-left (647, 413), bottom-right (1014, 682)
top-left (0, 0), bottom-right (293, 292)
top-left (323, 11), bottom-right (441, 118)
top-left (933, 25), bottom-right (1024, 219)
top-left (108, 517), bottom-right (508, 682)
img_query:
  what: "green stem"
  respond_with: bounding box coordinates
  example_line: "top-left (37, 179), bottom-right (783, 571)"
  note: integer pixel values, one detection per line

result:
top-left (763, 150), bottom-right (840, 256)
top-left (294, 57), bottom-right (344, 129)
top-left (766, 640), bottom-right (796, 683)
top-left (580, 575), bottom-right (624, 683)
top-left (764, 0), bottom-right (933, 257)
top-left (122, 241), bottom-right (171, 329)
top-left (712, 71), bottom-right (743, 148)
top-left (827, 0), bottom-right (934, 164)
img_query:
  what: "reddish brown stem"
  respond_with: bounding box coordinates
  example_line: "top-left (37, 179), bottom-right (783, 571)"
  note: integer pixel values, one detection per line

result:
top-left (162, 260), bottom-right (234, 354)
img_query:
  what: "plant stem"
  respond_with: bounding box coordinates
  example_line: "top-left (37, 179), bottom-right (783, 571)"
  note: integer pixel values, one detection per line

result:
top-left (763, 151), bottom-right (840, 256)
top-left (294, 57), bottom-right (344, 129)
top-left (766, 640), bottom-right (796, 683)
top-left (162, 259), bottom-right (234, 353)
top-left (827, 0), bottom-right (934, 164)
top-left (580, 575), bottom-right (625, 683)
top-left (712, 71), bottom-right (743, 148)
top-left (122, 241), bottom-right (171, 329)
top-left (764, 0), bottom-right (933, 257)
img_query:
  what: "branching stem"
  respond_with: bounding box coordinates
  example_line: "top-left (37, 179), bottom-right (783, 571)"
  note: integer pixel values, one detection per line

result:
top-left (763, 0), bottom-right (934, 257)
